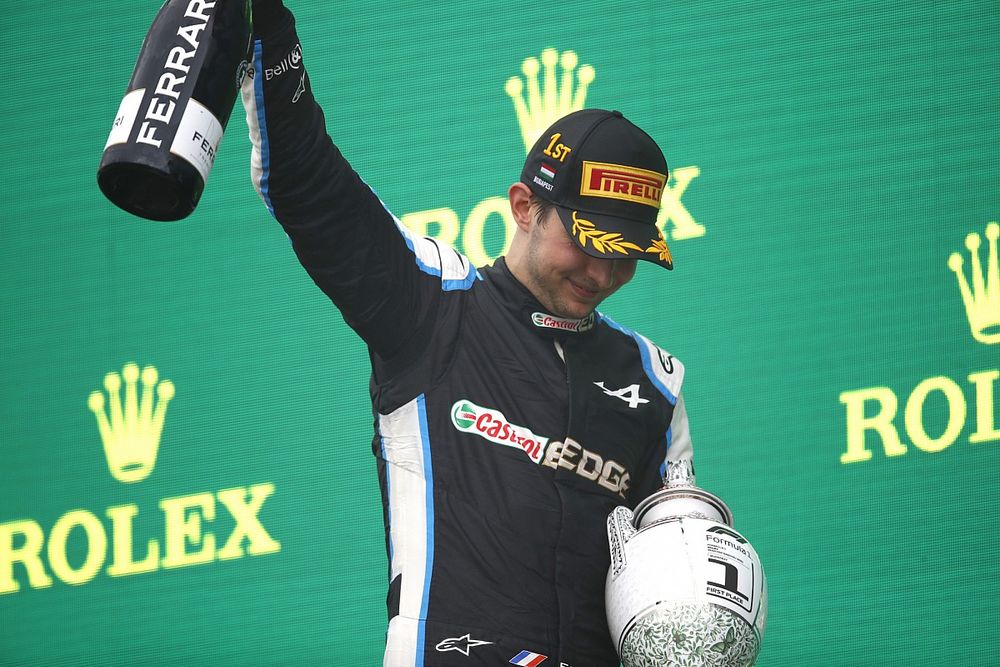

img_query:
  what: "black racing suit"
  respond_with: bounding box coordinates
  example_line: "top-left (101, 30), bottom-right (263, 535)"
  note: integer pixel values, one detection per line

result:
top-left (241, 9), bottom-right (693, 666)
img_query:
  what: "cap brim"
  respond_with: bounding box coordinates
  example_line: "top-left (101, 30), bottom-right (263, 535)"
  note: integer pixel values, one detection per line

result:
top-left (555, 207), bottom-right (673, 270)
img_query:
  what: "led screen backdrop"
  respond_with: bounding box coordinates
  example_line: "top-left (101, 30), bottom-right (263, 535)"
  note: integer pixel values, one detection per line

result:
top-left (1, 1), bottom-right (998, 664)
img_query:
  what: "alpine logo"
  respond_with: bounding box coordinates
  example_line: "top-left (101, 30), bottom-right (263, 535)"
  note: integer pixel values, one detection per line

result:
top-left (451, 400), bottom-right (548, 463)
top-left (531, 311), bottom-right (595, 333)
top-left (593, 381), bottom-right (649, 409)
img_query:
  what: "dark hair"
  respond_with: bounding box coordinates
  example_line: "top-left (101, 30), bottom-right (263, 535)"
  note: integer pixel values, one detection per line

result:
top-left (529, 193), bottom-right (554, 227)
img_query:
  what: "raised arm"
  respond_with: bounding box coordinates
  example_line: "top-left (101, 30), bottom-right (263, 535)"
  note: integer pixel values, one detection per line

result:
top-left (240, 1), bottom-right (475, 361)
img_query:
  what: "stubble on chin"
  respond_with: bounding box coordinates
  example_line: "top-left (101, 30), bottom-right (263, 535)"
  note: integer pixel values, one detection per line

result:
top-left (524, 228), bottom-right (596, 319)
top-left (532, 272), bottom-right (591, 319)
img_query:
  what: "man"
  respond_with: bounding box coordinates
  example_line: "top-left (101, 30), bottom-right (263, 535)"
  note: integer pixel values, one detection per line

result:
top-left (243, 3), bottom-right (692, 665)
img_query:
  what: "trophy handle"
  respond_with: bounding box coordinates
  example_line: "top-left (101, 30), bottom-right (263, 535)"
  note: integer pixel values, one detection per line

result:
top-left (607, 506), bottom-right (636, 580)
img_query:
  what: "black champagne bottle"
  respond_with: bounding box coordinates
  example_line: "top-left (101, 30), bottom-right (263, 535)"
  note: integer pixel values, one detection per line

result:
top-left (98, 0), bottom-right (252, 221)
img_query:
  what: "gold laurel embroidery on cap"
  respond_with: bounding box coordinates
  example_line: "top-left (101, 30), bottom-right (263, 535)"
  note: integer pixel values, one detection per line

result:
top-left (571, 211), bottom-right (644, 256)
top-left (645, 233), bottom-right (673, 264)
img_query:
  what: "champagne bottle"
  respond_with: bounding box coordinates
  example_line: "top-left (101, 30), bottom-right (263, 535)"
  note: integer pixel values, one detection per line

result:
top-left (98, 0), bottom-right (252, 221)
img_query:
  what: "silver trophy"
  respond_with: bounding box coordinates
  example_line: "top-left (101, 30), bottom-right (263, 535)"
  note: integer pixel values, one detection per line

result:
top-left (606, 460), bottom-right (768, 666)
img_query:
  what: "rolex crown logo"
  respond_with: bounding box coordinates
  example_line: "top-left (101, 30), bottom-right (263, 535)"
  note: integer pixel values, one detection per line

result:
top-left (948, 221), bottom-right (1000, 345)
top-left (505, 48), bottom-right (595, 153)
top-left (87, 363), bottom-right (175, 483)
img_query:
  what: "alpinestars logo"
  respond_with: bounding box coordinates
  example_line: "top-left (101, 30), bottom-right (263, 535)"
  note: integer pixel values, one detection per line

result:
top-left (436, 633), bottom-right (494, 655)
top-left (451, 400), bottom-right (548, 463)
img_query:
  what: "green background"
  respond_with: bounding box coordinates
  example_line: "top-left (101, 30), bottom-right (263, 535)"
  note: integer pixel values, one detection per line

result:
top-left (2, 0), bottom-right (998, 664)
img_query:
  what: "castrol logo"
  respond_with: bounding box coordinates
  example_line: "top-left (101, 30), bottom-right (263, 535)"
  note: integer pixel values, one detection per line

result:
top-left (531, 311), bottom-right (595, 333)
top-left (450, 400), bottom-right (548, 463)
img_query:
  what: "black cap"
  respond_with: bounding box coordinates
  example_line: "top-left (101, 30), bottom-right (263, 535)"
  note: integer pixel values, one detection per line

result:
top-left (521, 109), bottom-right (673, 269)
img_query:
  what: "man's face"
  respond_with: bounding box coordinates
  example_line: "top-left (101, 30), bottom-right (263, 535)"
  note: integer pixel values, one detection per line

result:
top-left (522, 207), bottom-right (638, 319)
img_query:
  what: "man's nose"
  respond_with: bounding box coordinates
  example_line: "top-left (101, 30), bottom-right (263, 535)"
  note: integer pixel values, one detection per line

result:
top-left (586, 257), bottom-right (617, 290)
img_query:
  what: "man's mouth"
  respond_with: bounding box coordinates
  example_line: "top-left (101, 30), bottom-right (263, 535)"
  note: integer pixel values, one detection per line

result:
top-left (568, 280), bottom-right (600, 300)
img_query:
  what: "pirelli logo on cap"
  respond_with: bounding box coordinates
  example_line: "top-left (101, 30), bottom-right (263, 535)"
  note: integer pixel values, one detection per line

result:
top-left (580, 161), bottom-right (666, 208)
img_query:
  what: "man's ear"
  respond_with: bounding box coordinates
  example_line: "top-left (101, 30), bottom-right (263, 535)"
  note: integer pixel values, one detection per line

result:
top-left (508, 182), bottom-right (534, 232)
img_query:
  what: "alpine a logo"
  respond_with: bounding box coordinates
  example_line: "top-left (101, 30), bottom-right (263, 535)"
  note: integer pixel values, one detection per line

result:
top-left (531, 311), bottom-right (594, 333)
top-left (451, 400), bottom-right (548, 463)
